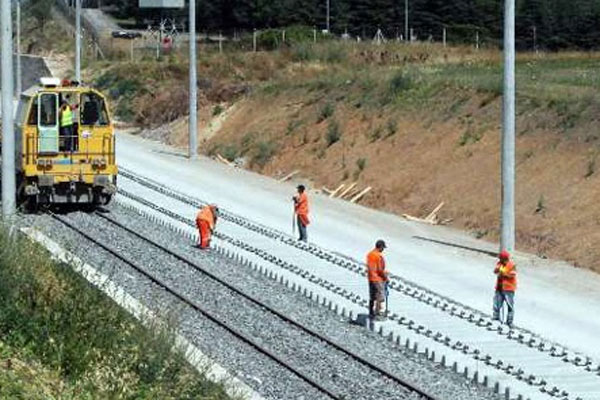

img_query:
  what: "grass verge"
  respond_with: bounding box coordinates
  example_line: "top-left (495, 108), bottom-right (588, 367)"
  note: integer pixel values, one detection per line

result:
top-left (0, 226), bottom-right (234, 400)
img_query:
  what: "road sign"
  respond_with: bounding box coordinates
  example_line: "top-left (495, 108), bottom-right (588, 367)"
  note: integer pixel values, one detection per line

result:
top-left (139, 0), bottom-right (184, 8)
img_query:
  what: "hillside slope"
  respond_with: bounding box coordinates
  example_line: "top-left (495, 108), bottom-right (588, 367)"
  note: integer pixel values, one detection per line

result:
top-left (93, 43), bottom-right (600, 272)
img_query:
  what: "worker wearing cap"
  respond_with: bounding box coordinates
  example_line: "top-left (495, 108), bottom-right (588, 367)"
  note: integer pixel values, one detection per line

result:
top-left (196, 204), bottom-right (219, 249)
top-left (493, 250), bottom-right (517, 327)
top-left (293, 185), bottom-right (310, 242)
top-left (367, 240), bottom-right (389, 320)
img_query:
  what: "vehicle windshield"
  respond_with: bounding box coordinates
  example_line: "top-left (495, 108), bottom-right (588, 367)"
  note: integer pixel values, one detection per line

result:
top-left (80, 92), bottom-right (110, 126)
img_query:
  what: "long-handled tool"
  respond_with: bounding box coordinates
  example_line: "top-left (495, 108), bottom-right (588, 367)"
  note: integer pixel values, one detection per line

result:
top-left (385, 281), bottom-right (390, 317)
top-left (292, 205), bottom-right (296, 237)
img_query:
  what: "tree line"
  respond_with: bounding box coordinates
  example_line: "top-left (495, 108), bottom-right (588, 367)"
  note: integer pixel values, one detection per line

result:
top-left (104, 0), bottom-right (600, 50)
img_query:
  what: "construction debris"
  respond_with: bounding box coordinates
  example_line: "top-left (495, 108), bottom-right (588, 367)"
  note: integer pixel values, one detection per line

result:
top-left (350, 187), bottom-right (372, 203)
top-left (402, 202), bottom-right (448, 225)
top-left (337, 182), bottom-right (357, 199)
top-left (329, 184), bottom-right (346, 198)
top-left (216, 153), bottom-right (235, 167)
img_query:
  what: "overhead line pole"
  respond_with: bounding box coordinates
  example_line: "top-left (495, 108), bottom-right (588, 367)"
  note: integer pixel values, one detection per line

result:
top-left (188, 0), bottom-right (197, 159)
top-left (501, 0), bottom-right (516, 252)
top-left (15, 0), bottom-right (21, 97)
top-left (326, 0), bottom-right (330, 32)
top-left (404, 0), bottom-right (409, 41)
top-left (75, 0), bottom-right (81, 82)
top-left (2, 0), bottom-right (16, 217)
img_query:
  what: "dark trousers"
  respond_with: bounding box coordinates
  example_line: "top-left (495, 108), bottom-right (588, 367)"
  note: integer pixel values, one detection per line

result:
top-left (61, 125), bottom-right (74, 151)
top-left (297, 215), bottom-right (307, 242)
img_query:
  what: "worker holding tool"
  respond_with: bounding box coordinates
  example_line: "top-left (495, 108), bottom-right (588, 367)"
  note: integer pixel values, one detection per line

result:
top-left (492, 250), bottom-right (517, 328)
top-left (293, 185), bottom-right (310, 242)
top-left (367, 240), bottom-right (389, 320)
top-left (195, 204), bottom-right (219, 249)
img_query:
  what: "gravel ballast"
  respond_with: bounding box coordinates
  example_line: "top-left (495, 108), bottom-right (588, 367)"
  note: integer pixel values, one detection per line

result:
top-left (20, 206), bottom-right (501, 400)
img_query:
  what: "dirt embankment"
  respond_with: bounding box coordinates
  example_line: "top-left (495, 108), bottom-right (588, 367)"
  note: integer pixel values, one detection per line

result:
top-left (93, 44), bottom-right (600, 272)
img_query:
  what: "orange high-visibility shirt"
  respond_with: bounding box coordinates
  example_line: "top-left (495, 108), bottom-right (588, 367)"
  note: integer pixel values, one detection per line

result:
top-left (366, 249), bottom-right (387, 283)
top-left (196, 206), bottom-right (215, 230)
top-left (494, 261), bottom-right (517, 292)
top-left (295, 192), bottom-right (309, 216)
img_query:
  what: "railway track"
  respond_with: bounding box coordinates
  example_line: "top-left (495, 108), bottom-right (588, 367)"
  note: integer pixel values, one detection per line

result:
top-left (50, 210), bottom-right (440, 400)
top-left (116, 167), bottom-right (600, 400)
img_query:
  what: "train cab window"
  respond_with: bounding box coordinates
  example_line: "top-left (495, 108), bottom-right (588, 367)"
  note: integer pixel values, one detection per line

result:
top-left (81, 93), bottom-right (109, 126)
top-left (39, 94), bottom-right (57, 127)
top-left (37, 93), bottom-right (60, 154)
top-left (27, 97), bottom-right (38, 125)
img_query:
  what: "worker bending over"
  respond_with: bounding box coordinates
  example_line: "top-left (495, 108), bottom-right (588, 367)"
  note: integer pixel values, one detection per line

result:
top-left (367, 240), bottom-right (389, 320)
top-left (493, 250), bottom-right (517, 328)
top-left (293, 185), bottom-right (310, 242)
top-left (196, 204), bottom-right (219, 249)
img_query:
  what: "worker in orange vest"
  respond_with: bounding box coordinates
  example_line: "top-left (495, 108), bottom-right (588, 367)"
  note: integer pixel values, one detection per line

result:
top-left (493, 250), bottom-right (517, 327)
top-left (293, 185), bottom-right (309, 242)
top-left (195, 204), bottom-right (219, 249)
top-left (366, 240), bottom-right (389, 320)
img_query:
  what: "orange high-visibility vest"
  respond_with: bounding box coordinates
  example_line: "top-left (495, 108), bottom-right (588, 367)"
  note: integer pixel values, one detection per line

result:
top-left (494, 261), bottom-right (517, 292)
top-left (295, 192), bottom-right (309, 225)
top-left (366, 249), bottom-right (387, 283)
top-left (196, 206), bottom-right (216, 230)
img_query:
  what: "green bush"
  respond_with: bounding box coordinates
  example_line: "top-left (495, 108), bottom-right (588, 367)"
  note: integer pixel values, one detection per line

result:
top-left (213, 104), bottom-right (225, 116)
top-left (388, 71), bottom-right (414, 98)
top-left (357, 157), bottom-right (367, 171)
top-left (318, 102), bottom-right (335, 123)
top-left (326, 120), bottom-right (342, 146)
top-left (253, 141), bottom-right (277, 167)
top-left (222, 144), bottom-right (239, 162)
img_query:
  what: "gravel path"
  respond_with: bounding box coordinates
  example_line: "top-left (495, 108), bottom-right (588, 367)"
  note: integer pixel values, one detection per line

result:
top-left (20, 206), bottom-right (501, 400)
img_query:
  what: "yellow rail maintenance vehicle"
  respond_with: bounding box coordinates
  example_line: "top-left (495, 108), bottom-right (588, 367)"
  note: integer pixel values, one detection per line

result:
top-left (14, 78), bottom-right (117, 210)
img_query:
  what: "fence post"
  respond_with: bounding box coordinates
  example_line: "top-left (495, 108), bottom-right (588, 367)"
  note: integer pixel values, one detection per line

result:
top-left (313, 26), bottom-right (317, 43)
top-left (219, 31), bottom-right (223, 53)
top-left (443, 27), bottom-right (447, 47)
top-left (476, 30), bottom-right (480, 50)
top-left (130, 38), bottom-right (134, 61)
top-left (410, 28), bottom-right (414, 42)
top-left (253, 28), bottom-right (257, 52)
top-left (282, 29), bottom-right (286, 46)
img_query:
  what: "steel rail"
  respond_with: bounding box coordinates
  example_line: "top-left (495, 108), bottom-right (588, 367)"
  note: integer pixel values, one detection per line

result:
top-left (94, 210), bottom-right (441, 400)
top-left (113, 172), bottom-right (600, 398)
top-left (117, 168), bottom-right (600, 373)
top-left (50, 212), bottom-right (347, 400)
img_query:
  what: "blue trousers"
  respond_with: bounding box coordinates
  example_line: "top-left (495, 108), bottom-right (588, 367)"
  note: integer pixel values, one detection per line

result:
top-left (493, 290), bottom-right (515, 325)
top-left (297, 216), bottom-right (307, 242)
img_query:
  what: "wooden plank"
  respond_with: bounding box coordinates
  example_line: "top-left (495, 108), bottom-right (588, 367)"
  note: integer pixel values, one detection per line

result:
top-left (216, 153), bottom-right (234, 167)
top-left (279, 170), bottom-right (300, 182)
top-left (350, 187), bottom-right (372, 203)
top-left (425, 202), bottom-right (445, 222)
top-left (402, 214), bottom-right (436, 224)
top-left (337, 182), bottom-right (357, 199)
top-left (329, 184), bottom-right (345, 198)
top-left (321, 186), bottom-right (333, 195)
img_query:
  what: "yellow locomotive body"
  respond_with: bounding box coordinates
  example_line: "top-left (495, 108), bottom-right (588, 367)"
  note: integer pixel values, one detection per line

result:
top-left (15, 78), bottom-right (117, 208)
